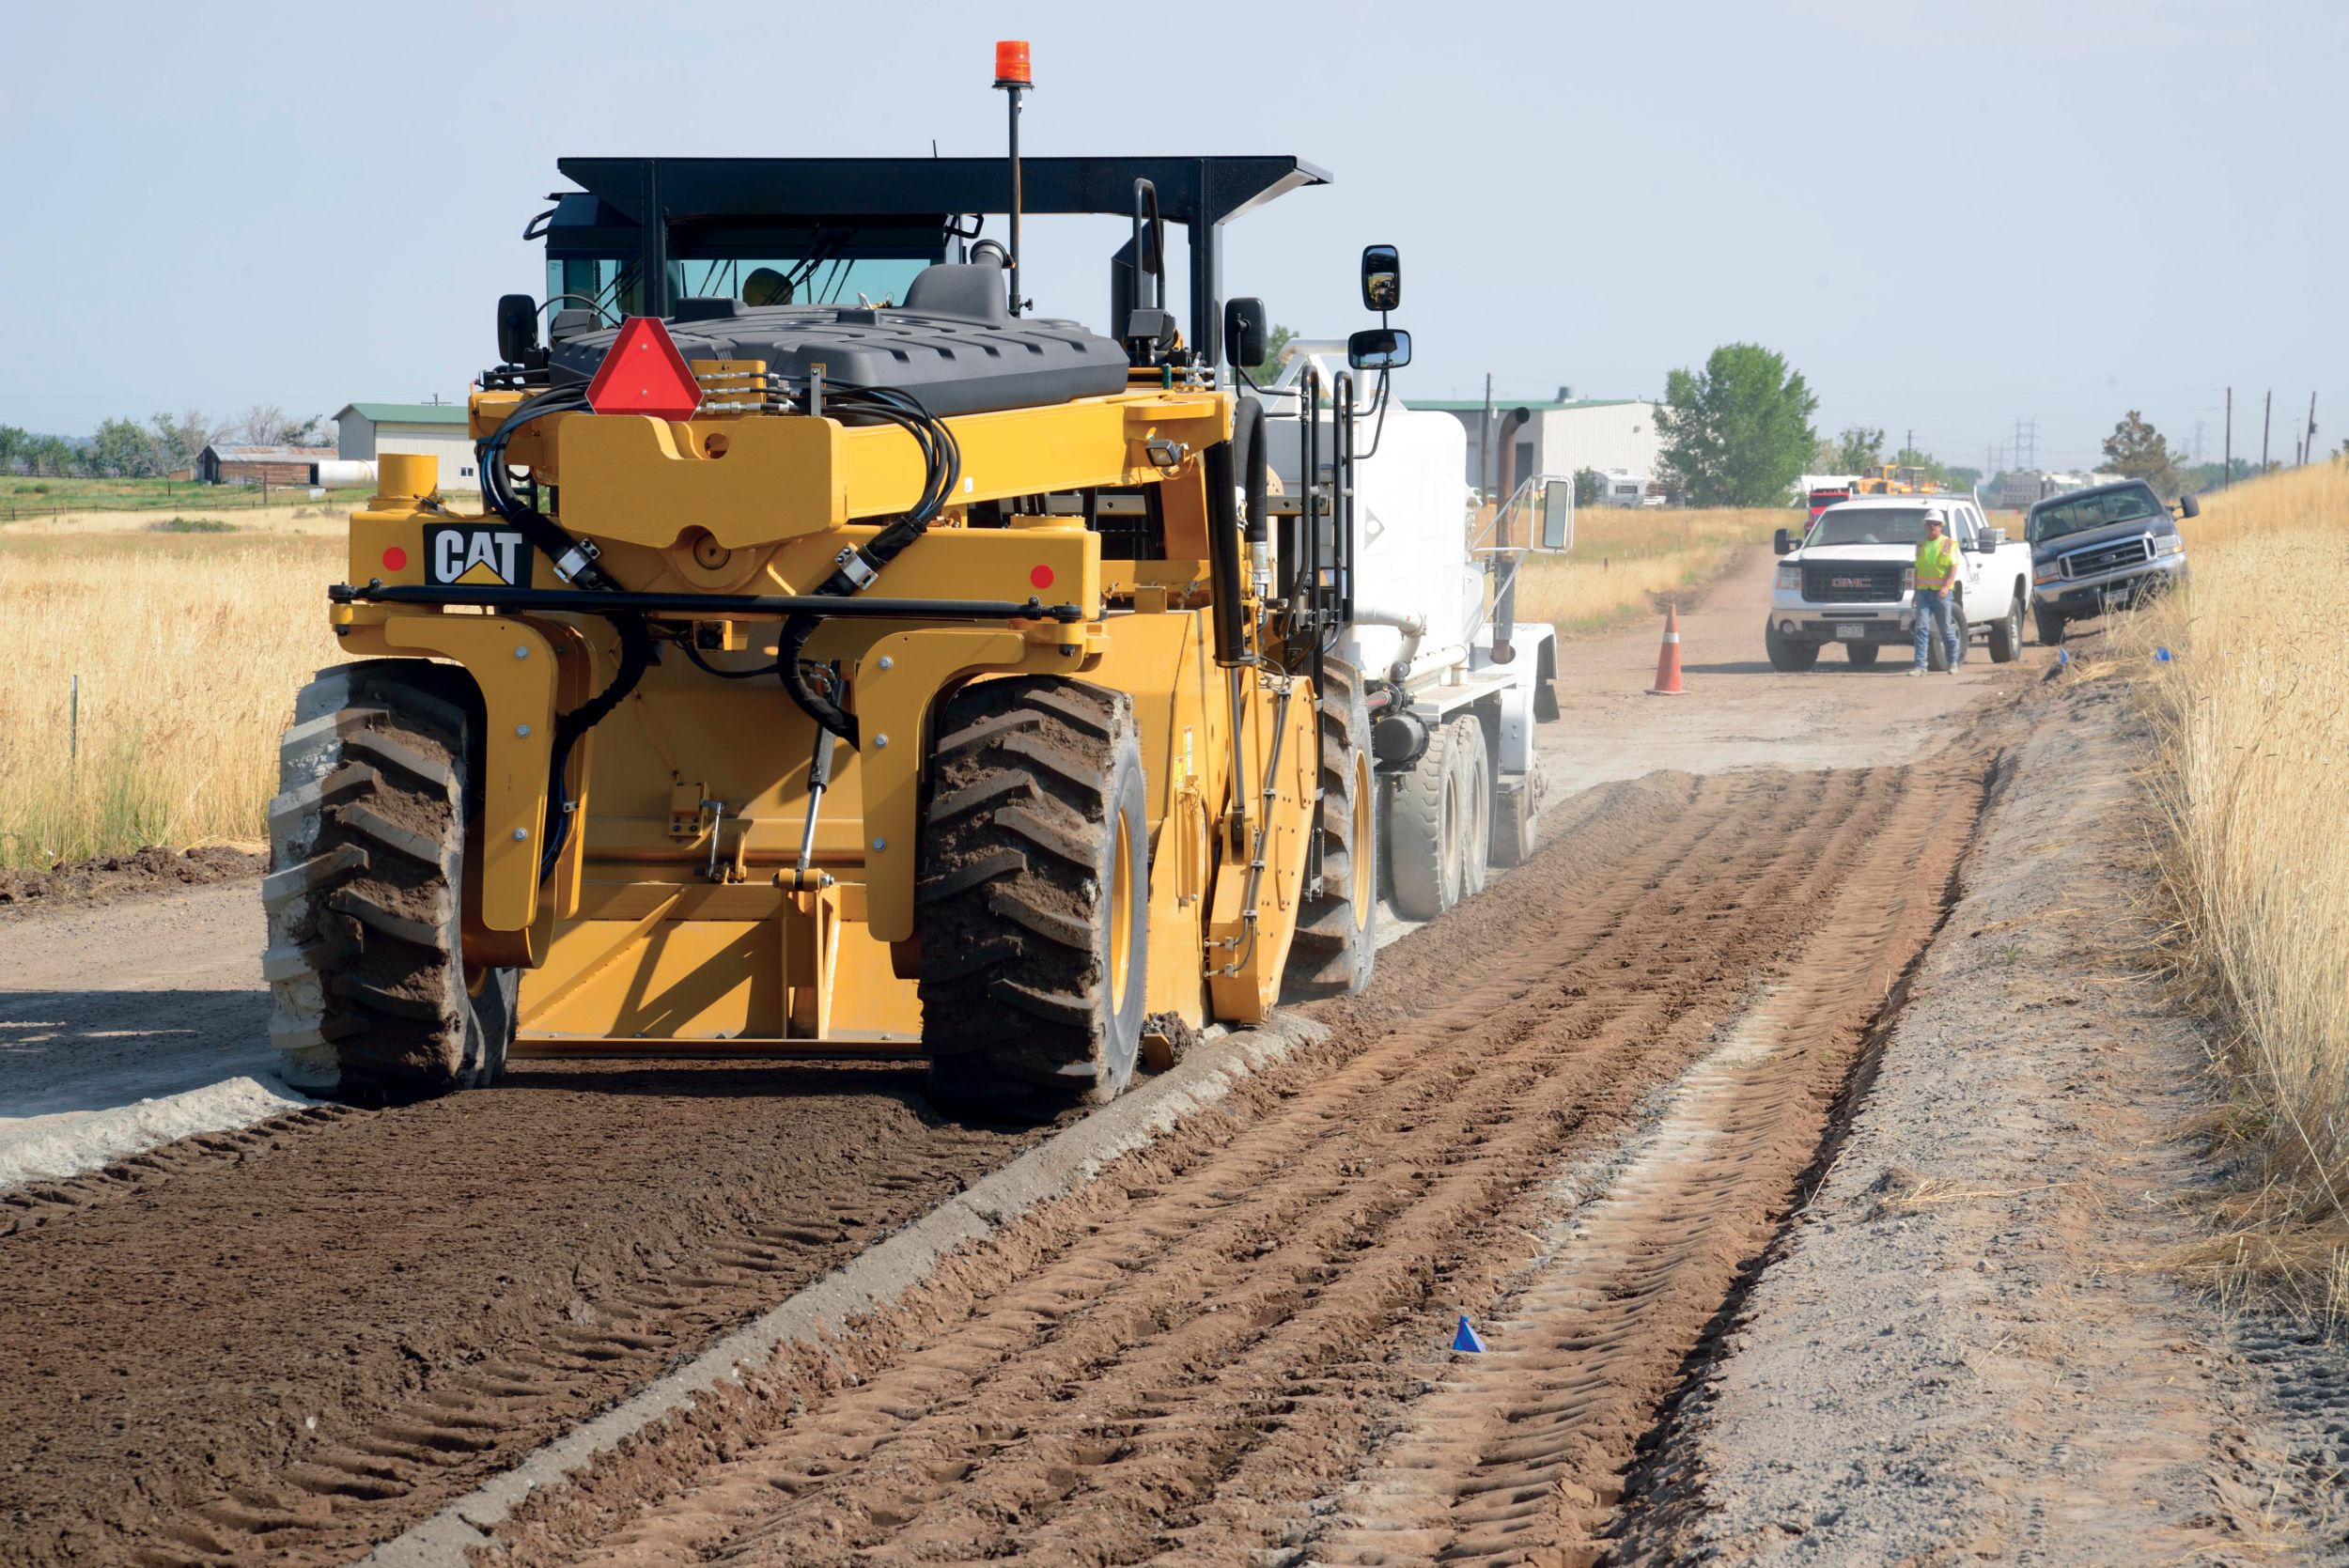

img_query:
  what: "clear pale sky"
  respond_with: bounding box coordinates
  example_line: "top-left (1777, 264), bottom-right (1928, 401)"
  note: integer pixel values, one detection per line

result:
top-left (3, 0), bottom-right (2339, 473)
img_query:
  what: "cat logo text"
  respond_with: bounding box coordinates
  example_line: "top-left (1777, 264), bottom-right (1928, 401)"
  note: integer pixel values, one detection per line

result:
top-left (424, 524), bottom-right (532, 589)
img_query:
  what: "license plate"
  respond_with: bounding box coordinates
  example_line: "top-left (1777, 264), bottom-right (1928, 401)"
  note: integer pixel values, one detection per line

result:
top-left (1835, 624), bottom-right (1866, 640)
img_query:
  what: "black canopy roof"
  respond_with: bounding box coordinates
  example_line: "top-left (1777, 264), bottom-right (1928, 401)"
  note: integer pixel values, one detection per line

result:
top-left (543, 155), bottom-right (1330, 364)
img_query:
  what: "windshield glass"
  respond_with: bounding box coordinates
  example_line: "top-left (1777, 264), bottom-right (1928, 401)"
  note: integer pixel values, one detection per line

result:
top-left (2028, 485), bottom-right (2165, 542)
top-left (546, 255), bottom-right (932, 320)
top-left (1809, 507), bottom-right (1932, 546)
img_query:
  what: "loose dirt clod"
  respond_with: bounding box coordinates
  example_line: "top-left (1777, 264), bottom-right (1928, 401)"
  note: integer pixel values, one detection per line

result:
top-left (0, 844), bottom-right (260, 910)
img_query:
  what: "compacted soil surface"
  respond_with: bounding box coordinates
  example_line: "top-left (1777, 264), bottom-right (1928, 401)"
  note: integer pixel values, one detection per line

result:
top-left (463, 746), bottom-right (1992, 1566)
top-left (1609, 676), bottom-right (2349, 1565)
top-left (4, 742), bottom-right (1987, 1566)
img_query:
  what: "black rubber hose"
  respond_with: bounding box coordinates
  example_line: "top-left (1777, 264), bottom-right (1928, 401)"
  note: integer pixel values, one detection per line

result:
top-left (1235, 396), bottom-right (1268, 547)
top-left (1206, 409), bottom-right (1253, 668)
top-left (538, 613), bottom-right (654, 881)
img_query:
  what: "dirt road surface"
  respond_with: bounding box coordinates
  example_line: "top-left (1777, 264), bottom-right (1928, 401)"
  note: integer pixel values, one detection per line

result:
top-left (1, 551), bottom-right (2140, 1566)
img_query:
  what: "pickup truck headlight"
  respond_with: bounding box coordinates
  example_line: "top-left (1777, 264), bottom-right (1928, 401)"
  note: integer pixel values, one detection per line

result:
top-left (1901, 566), bottom-right (1917, 592)
top-left (2033, 560), bottom-right (2061, 585)
top-left (2154, 533), bottom-right (2186, 557)
top-left (1774, 564), bottom-right (1800, 591)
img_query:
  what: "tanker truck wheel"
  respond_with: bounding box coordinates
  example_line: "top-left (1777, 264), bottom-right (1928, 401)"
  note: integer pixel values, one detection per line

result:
top-left (917, 676), bottom-right (1148, 1114)
top-left (264, 661), bottom-right (517, 1102)
top-left (1285, 659), bottom-right (1377, 999)
top-left (1388, 715), bottom-right (1470, 921)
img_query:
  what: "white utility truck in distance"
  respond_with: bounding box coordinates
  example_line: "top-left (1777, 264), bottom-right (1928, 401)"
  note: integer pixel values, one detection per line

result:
top-left (1253, 314), bottom-right (1567, 927)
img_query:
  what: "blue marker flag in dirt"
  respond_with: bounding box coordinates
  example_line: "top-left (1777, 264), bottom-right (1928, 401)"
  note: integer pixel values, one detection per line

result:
top-left (1452, 1315), bottom-right (1486, 1353)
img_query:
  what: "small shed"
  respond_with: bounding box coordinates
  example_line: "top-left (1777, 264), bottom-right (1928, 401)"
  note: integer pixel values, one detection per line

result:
top-left (197, 444), bottom-right (338, 486)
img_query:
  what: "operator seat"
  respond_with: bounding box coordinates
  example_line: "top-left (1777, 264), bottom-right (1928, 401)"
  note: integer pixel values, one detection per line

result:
top-left (900, 257), bottom-right (1012, 323)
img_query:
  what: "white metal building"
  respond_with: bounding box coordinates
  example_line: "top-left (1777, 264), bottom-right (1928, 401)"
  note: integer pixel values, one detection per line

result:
top-left (1409, 394), bottom-right (1662, 495)
top-left (334, 403), bottom-right (477, 492)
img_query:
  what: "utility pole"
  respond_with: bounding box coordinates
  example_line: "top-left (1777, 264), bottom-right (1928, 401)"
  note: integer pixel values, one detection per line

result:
top-left (2305, 392), bottom-right (2318, 467)
top-left (2263, 390), bottom-right (2272, 473)
top-left (2224, 387), bottom-right (2232, 488)
top-left (1478, 371), bottom-right (1495, 504)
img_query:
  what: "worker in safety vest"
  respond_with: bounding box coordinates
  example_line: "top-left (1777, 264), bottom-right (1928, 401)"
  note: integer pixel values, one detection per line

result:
top-left (1908, 509), bottom-right (1961, 675)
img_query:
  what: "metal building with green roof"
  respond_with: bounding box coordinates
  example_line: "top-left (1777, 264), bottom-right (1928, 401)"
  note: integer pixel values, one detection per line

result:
top-left (1404, 391), bottom-right (1663, 500)
top-left (333, 401), bottom-right (479, 492)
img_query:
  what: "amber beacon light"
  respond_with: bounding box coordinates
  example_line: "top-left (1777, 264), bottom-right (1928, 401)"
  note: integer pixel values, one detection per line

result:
top-left (993, 39), bottom-right (1032, 87)
top-left (994, 40), bottom-right (1033, 316)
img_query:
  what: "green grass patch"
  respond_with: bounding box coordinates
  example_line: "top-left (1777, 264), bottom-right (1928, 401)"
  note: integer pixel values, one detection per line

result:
top-left (147, 517), bottom-right (238, 534)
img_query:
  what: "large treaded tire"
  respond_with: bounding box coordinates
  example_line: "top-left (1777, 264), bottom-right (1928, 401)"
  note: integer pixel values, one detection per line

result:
top-left (1765, 622), bottom-right (1820, 672)
top-left (2034, 602), bottom-right (2066, 647)
top-left (265, 661), bottom-right (516, 1102)
top-left (1285, 660), bottom-right (1377, 1000)
top-left (1988, 592), bottom-right (2023, 662)
top-left (1451, 716), bottom-right (1491, 900)
top-left (916, 676), bottom-right (1148, 1114)
top-left (1388, 717), bottom-right (1468, 921)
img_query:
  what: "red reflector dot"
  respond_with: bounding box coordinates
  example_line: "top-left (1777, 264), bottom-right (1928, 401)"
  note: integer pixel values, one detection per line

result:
top-left (1029, 564), bottom-right (1055, 590)
top-left (382, 546), bottom-right (408, 572)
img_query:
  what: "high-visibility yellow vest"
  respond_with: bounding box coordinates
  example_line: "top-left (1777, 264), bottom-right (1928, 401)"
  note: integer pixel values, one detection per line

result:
top-left (1914, 536), bottom-right (1955, 592)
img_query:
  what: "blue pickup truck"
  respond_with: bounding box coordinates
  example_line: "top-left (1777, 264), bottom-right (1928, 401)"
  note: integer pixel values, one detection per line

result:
top-left (2026, 479), bottom-right (2198, 646)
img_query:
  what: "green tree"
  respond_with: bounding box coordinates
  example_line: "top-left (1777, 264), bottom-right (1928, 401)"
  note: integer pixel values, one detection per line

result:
top-left (1942, 464), bottom-right (1983, 491)
top-left (1654, 344), bottom-right (1819, 506)
top-left (87, 416), bottom-right (164, 477)
top-left (2101, 410), bottom-right (2182, 495)
top-left (1247, 323), bottom-right (1296, 385)
top-left (148, 410), bottom-right (225, 474)
top-left (1821, 426), bottom-right (1884, 474)
top-left (1574, 466), bottom-right (1603, 505)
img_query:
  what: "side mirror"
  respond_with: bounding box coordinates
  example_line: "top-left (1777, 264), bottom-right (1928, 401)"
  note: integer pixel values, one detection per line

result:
top-left (1986, 525), bottom-right (2008, 546)
top-left (1361, 244), bottom-right (1401, 312)
top-left (1539, 479), bottom-right (1574, 551)
top-left (1131, 179), bottom-right (1166, 306)
top-left (1346, 327), bottom-right (1410, 371)
top-left (1773, 527), bottom-right (1794, 555)
top-left (496, 293), bottom-right (541, 367)
top-left (2178, 492), bottom-right (2201, 519)
top-left (1223, 297), bottom-right (1268, 368)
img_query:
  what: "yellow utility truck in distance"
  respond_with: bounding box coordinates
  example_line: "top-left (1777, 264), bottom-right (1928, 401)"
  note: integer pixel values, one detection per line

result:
top-left (264, 147), bottom-right (1404, 1112)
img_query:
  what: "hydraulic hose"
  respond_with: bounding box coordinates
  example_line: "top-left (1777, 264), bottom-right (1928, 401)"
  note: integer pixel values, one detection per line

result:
top-left (539, 613), bottom-right (654, 881)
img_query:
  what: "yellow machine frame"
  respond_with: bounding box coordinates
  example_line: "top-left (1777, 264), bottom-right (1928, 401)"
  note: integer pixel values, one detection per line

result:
top-left (333, 379), bottom-right (1319, 1058)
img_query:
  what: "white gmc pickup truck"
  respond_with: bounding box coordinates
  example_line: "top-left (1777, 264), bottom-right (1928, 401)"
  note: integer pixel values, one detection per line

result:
top-left (1765, 495), bottom-right (2034, 671)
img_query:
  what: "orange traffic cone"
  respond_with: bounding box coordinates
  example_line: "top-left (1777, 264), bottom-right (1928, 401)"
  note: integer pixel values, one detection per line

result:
top-left (1650, 603), bottom-right (1684, 696)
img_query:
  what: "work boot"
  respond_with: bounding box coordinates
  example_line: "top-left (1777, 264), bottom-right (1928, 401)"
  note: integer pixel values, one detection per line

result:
top-left (1906, 666), bottom-right (1926, 677)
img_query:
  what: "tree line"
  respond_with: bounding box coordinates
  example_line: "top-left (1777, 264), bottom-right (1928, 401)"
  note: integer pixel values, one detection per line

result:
top-left (0, 407), bottom-right (327, 480)
top-left (1650, 344), bottom-right (2273, 506)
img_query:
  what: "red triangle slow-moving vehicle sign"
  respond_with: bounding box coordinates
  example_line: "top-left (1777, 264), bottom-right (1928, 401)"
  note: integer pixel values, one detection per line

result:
top-left (585, 317), bottom-right (703, 421)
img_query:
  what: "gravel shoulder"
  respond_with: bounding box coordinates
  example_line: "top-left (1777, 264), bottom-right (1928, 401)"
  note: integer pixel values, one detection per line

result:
top-left (1610, 675), bottom-right (2349, 1565)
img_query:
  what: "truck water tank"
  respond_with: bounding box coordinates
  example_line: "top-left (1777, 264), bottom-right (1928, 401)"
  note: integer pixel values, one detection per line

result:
top-left (311, 459), bottom-right (379, 489)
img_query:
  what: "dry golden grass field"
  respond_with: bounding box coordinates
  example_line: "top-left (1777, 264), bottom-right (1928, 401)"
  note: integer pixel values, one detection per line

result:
top-left (2108, 462), bottom-right (2349, 1310)
top-left (0, 532), bottom-right (346, 868)
top-left (1512, 505), bottom-right (1791, 630)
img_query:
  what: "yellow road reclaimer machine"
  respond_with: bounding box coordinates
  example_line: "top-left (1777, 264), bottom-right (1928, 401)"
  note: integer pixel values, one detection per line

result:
top-left (265, 128), bottom-right (1408, 1110)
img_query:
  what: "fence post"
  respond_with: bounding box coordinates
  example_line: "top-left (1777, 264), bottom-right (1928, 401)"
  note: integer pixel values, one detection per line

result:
top-left (70, 674), bottom-right (79, 781)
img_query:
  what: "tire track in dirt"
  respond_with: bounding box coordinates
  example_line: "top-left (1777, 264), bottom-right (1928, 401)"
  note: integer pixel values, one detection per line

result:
top-left (0, 1063), bottom-right (1044, 1568)
top-left (1299, 784), bottom-right (1976, 1566)
top-left (476, 755), bottom-right (1985, 1567)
